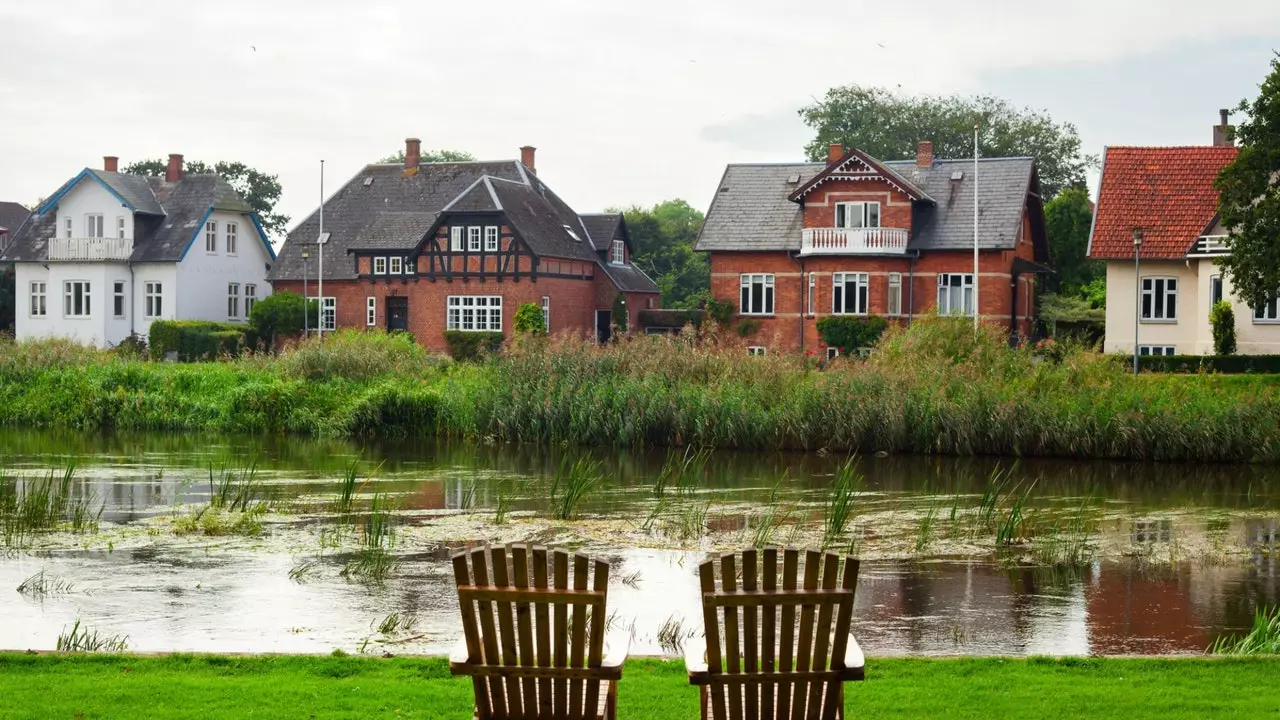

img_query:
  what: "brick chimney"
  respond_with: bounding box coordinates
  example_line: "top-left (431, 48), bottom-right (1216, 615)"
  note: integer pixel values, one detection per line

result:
top-left (404, 138), bottom-right (421, 170)
top-left (103, 156), bottom-right (118, 173)
top-left (520, 145), bottom-right (537, 174)
top-left (916, 141), bottom-right (934, 167)
top-left (827, 143), bottom-right (844, 163)
top-left (166, 153), bottom-right (184, 182)
top-left (1213, 109), bottom-right (1235, 147)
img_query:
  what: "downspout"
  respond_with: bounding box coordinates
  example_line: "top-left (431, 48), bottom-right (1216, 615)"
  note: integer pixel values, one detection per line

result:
top-left (128, 261), bottom-right (135, 339)
top-left (789, 250), bottom-right (805, 353)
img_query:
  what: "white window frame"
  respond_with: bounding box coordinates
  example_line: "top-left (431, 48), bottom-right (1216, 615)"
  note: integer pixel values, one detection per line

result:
top-left (887, 272), bottom-right (902, 316)
top-left (832, 272), bottom-right (869, 315)
top-left (321, 297), bottom-right (336, 331)
top-left (29, 282), bottom-right (46, 317)
top-left (611, 238), bottom-right (626, 265)
top-left (205, 221), bottom-right (218, 253)
top-left (116, 216), bottom-right (127, 239)
top-left (1138, 345), bottom-right (1177, 356)
top-left (63, 280), bottom-right (91, 318)
top-left (447, 295), bottom-right (503, 332)
top-left (747, 346), bottom-right (766, 357)
top-left (63, 217), bottom-right (72, 239)
top-left (373, 256), bottom-right (387, 275)
top-left (541, 296), bottom-right (550, 332)
top-left (450, 226), bottom-right (464, 252)
top-left (144, 281), bottom-right (162, 319)
top-left (485, 226), bottom-right (499, 253)
top-left (366, 296), bottom-right (377, 326)
top-left (467, 226), bottom-right (482, 252)
top-left (226, 222), bottom-right (238, 255)
top-left (245, 284), bottom-right (257, 317)
top-left (937, 273), bottom-right (975, 317)
top-left (389, 256), bottom-right (403, 275)
top-left (1254, 296), bottom-right (1280, 324)
top-left (403, 256), bottom-right (414, 275)
top-left (113, 281), bottom-right (126, 318)
top-left (1209, 275), bottom-right (1223, 309)
top-left (227, 283), bottom-right (240, 320)
top-left (85, 214), bottom-right (104, 238)
top-left (807, 273), bottom-right (815, 316)
top-left (834, 202), bottom-right (880, 229)
top-left (826, 347), bottom-right (840, 361)
top-left (1140, 276), bottom-right (1178, 322)
top-left (739, 274), bottom-right (775, 316)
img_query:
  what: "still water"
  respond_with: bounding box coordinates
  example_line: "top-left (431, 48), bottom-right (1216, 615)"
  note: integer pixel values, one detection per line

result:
top-left (2, 430), bottom-right (1278, 657)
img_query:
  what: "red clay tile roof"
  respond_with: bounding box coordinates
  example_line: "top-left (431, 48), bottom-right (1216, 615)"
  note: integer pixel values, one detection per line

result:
top-left (1089, 146), bottom-right (1238, 259)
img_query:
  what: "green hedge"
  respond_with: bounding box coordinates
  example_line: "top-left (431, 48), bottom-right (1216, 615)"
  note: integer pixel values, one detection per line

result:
top-left (442, 331), bottom-right (504, 362)
top-left (150, 321), bottom-right (248, 361)
top-left (816, 315), bottom-right (889, 351)
top-left (1140, 354), bottom-right (1280, 374)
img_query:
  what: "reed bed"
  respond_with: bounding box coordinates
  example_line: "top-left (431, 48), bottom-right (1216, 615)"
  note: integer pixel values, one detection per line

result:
top-left (1211, 606), bottom-right (1280, 655)
top-left (0, 464), bottom-right (102, 546)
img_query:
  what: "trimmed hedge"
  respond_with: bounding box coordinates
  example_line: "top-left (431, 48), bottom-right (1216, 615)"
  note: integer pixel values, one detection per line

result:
top-left (442, 331), bottom-right (504, 362)
top-left (1140, 354), bottom-right (1280, 374)
top-left (149, 320), bottom-right (247, 361)
top-left (816, 315), bottom-right (890, 351)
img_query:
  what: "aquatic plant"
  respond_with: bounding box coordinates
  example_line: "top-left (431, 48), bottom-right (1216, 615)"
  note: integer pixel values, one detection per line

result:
top-left (340, 493), bottom-right (397, 583)
top-left (615, 570), bottom-right (642, 589)
top-left (0, 464), bottom-right (102, 546)
top-left (915, 504), bottom-right (939, 555)
top-left (548, 456), bottom-right (600, 521)
top-left (1210, 606), bottom-right (1280, 655)
top-left (172, 505), bottom-right (264, 537)
top-left (654, 447), bottom-right (710, 496)
top-left (208, 461), bottom-right (262, 513)
top-left (376, 612), bottom-right (418, 636)
top-left (493, 492), bottom-right (511, 525)
top-left (995, 481), bottom-right (1037, 546)
top-left (16, 570), bottom-right (74, 599)
top-left (289, 558), bottom-right (320, 583)
top-left (56, 619), bottom-right (129, 653)
top-left (822, 460), bottom-right (862, 548)
top-left (753, 478), bottom-right (792, 549)
top-left (656, 613), bottom-right (694, 654)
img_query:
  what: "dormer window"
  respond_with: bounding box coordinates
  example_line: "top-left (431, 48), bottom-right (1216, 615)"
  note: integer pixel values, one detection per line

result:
top-left (389, 256), bottom-right (403, 274)
top-left (484, 226), bottom-right (499, 252)
top-left (85, 215), bottom-right (104, 238)
top-left (610, 238), bottom-right (626, 265)
top-left (451, 226), bottom-right (464, 252)
top-left (468, 226), bottom-right (482, 252)
top-left (835, 202), bottom-right (880, 229)
top-left (373, 256), bottom-right (387, 275)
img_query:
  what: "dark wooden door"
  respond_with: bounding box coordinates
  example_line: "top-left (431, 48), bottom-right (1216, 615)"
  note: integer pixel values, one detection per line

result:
top-left (595, 310), bottom-right (612, 343)
top-left (386, 296), bottom-right (408, 332)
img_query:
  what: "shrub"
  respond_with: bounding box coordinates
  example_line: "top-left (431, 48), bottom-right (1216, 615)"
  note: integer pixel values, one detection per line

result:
top-left (1211, 301), bottom-right (1238, 355)
top-left (816, 315), bottom-right (889, 352)
top-left (249, 292), bottom-right (316, 350)
top-left (704, 298), bottom-right (734, 326)
top-left (611, 294), bottom-right (629, 334)
top-left (443, 331), bottom-right (504, 361)
top-left (278, 330), bottom-right (432, 381)
top-left (149, 321), bottom-right (245, 361)
top-left (513, 302), bottom-right (546, 335)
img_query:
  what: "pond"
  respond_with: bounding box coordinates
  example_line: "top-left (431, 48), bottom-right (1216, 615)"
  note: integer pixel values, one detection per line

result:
top-left (2, 429), bottom-right (1278, 657)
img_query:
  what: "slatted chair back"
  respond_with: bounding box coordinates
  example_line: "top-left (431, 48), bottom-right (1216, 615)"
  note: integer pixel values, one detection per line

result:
top-left (695, 548), bottom-right (860, 720)
top-left (451, 544), bottom-right (613, 720)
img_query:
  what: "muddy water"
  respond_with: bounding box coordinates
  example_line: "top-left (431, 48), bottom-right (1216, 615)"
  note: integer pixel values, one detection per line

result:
top-left (2, 430), bottom-right (1279, 657)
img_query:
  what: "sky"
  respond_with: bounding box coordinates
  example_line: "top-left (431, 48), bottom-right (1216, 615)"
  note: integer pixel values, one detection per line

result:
top-left (1, 0), bottom-right (1278, 244)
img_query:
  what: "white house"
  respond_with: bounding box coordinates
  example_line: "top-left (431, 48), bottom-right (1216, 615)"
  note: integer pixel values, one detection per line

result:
top-left (0, 155), bottom-right (274, 347)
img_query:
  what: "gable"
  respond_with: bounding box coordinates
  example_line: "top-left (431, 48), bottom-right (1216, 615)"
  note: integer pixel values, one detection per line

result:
top-left (788, 149), bottom-right (933, 203)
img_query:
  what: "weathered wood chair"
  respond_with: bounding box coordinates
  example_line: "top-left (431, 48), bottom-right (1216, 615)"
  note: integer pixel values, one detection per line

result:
top-left (685, 548), bottom-right (863, 720)
top-left (450, 544), bottom-right (629, 720)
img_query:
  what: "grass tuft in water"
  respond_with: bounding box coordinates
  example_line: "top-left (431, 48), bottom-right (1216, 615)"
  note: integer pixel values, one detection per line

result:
top-left (654, 447), bottom-right (710, 497)
top-left (208, 461), bottom-right (263, 513)
top-left (340, 493), bottom-right (398, 583)
top-left (0, 464), bottom-right (102, 546)
top-left (16, 569), bottom-right (74, 599)
top-left (915, 504), bottom-right (939, 554)
top-left (56, 619), bottom-right (128, 653)
top-left (656, 613), bottom-right (695, 654)
top-left (822, 459), bottom-right (862, 549)
top-left (548, 457), bottom-right (600, 521)
top-left (1210, 606), bottom-right (1280, 655)
top-left (376, 612), bottom-right (418, 637)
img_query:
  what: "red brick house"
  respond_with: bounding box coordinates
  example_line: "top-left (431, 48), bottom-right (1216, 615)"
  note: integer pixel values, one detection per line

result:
top-left (269, 140), bottom-right (659, 351)
top-left (695, 142), bottom-right (1051, 354)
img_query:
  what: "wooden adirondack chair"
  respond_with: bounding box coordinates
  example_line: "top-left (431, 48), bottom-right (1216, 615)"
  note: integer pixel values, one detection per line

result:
top-left (450, 544), bottom-right (629, 720)
top-left (685, 549), bottom-right (864, 720)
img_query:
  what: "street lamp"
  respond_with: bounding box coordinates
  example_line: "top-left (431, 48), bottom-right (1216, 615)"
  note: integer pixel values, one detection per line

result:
top-left (1132, 227), bottom-right (1143, 375)
top-left (301, 246), bottom-right (310, 338)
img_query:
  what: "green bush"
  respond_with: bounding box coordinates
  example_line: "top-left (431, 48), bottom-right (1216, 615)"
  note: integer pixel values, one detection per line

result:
top-left (1139, 354), bottom-right (1280, 374)
top-left (149, 321), bottom-right (246, 361)
top-left (816, 315), bottom-right (890, 352)
top-left (442, 331), bottom-right (504, 362)
top-left (513, 302), bottom-right (546, 335)
top-left (704, 298), bottom-right (734, 326)
top-left (1211, 301), bottom-right (1238, 355)
top-left (611, 294), bottom-right (629, 334)
top-left (249, 292), bottom-right (316, 350)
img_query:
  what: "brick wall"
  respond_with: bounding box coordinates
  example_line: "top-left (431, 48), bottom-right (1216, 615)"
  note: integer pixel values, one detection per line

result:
top-left (801, 181), bottom-right (914, 232)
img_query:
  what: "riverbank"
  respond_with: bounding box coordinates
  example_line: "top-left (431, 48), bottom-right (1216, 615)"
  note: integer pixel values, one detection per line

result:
top-left (1, 653), bottom-right (1275, 719)
top-left (2, 320), bottom-right (1279, 461)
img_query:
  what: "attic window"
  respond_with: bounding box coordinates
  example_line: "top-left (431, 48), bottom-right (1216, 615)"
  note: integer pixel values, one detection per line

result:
top-left (950, 171), bottom-right (964, 181)
top-left (563, 224), bottom-right (582, 242)
top-left (786, 174), bottom-right (801, 184)
top-left (363, 177), bottom-right (374, 187)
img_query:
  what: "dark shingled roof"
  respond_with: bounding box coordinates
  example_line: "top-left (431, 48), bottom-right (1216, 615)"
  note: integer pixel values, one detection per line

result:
top-left (0, 201), bottom-right (29, 235)
top-left (578, 213), bottom-right (659, 293)
top-left (580, 213), bottom-right (621, 252)
top-left (95, 170), bottom-right (165, 215)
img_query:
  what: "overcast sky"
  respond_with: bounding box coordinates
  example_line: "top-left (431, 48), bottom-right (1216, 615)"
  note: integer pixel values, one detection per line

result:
top-left (2, 0), bottom-right (1277, 243)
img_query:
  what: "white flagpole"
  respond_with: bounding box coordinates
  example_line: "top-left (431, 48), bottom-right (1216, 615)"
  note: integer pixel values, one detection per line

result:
top-left (973, 124), bottom-right (980, 331)
top-left (318, 159), bottom-right (325, 338)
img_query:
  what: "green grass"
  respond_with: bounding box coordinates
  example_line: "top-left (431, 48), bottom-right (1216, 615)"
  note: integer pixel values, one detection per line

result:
top-left (0, 653), bottom-right (1277, 719)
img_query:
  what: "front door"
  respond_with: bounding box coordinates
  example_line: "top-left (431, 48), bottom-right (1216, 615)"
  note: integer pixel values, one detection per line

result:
top-left (386, 296), bottom-right (408, 332)
top-left (595, 310), bottom-right (612, 343)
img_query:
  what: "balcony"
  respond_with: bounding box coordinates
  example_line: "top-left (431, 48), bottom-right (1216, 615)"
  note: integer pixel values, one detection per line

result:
top-left (47, 237), bottom-right (134, 261)
top-left (800, 227), bottom-right (909, 256)
top-left (1188, 235), bottom-right (1230, 257)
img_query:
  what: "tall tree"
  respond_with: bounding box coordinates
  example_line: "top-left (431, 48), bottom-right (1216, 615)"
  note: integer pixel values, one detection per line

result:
top-left (1043, 185), bottom-right (1102, 292)
top-left (378, 149), bottom-right (476, 163)
top-left (799, 84), bottom-right (1095, 198)
top-left (121, 159), bottom-right (288, 238)
top-left (614, 199), bottom-right (708, 309)
top-left (1216, 54), bottom-right (1280, 310)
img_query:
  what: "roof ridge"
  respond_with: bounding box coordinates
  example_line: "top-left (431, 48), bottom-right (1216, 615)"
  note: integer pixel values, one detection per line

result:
top-left (1105, 145), bottom-right (1237, 150)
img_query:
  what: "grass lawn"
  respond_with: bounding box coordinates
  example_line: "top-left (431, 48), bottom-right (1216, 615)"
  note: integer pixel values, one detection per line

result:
top-left (1, 653), bottom-right (1278, 719)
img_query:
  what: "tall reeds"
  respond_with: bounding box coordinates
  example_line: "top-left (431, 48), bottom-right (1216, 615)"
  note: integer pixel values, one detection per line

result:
top-left (1, 464), bottom-right (101, 546)
top-left (1211, 606), bottom-right (1280, 655)
top-left (548, 457), bottom-right (600, 520)
top-left (822, 459), bottom-right (862, 548)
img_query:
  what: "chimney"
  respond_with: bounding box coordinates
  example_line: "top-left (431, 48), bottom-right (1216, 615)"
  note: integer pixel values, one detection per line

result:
top-left (166, 154), bottom-right (184, 182)
top-left (827, 143), bottom-right (844, 163)
top-left (916, 141), bottom-right (934, 167)
top-left (404, 137), bottom-right (421, 170)
top-left (1213, 109), bottom-right (1235, 147)
top-left (520, 145), bottom-right (537, 174)
top-left (103, 156), bottom-right (118, 173)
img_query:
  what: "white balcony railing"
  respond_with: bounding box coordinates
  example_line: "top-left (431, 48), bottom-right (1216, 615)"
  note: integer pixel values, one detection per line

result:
top-left (800, 227), bottom-right (909, 255)
top-left (47, 237), bottom-right (134, 261)
top-left (1188, 235), bottom-right (1230, 257)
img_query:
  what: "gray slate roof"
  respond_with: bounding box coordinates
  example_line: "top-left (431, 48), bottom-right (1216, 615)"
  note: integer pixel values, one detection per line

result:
top-left (580, 213), bottom-right (621, 252)
top-left (96, 170), bottom-right (165, 215)
top-left (695, 157), bottom-right (1040, 254)
top-left (0, 201), bottom-right (29, 235)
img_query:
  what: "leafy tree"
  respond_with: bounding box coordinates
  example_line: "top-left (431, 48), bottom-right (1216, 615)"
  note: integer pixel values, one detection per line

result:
top-left (121, 159), bottom-right (288, 238)
top-left (614, 199), bottom-right (708, 308)
top-left (1044, 186), bottom-right (1103, 292)
top-left (799, 84), bottom-right (1095, 198)
top-left (1211, 301), bottom-right (1238, 355)
top-left (513, 302), bottom-right (546, 335)
top-left (1216, 54), bottom-right (1280, 311)
top-left (378, 149), bottom-right (476, 164)
top-left (248, 291), bottom-right (316, 350)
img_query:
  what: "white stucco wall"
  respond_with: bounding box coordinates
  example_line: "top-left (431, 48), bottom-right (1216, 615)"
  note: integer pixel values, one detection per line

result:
top-left (171, 210), bottom-right (272, 324)
top-left (54, 176), bottom-right (133, 241)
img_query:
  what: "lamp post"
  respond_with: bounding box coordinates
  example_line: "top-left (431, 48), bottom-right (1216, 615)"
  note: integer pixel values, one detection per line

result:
top-left (1132, 227), bottom-right (1143, 375)
top-left (302, 246), bottom-right (310, 338)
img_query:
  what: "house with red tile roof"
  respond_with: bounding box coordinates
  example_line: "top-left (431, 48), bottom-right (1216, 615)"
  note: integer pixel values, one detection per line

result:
top-left (1087, 111), bottom-right (1277, 355)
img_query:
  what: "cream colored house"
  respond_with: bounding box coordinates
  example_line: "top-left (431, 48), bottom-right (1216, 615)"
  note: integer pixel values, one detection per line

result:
top-left (1089, 116), bottom-right (1280, 356)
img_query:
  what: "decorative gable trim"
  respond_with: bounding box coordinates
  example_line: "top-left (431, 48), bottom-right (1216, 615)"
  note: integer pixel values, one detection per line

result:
top-left (787, 149), bottom-right (934, 204)
top-left (37, 168), bottom-right (136, 215)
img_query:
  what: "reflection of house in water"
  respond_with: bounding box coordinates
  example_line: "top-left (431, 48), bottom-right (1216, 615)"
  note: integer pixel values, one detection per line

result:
top-left (1131, 519), bottom-right (1173, 544)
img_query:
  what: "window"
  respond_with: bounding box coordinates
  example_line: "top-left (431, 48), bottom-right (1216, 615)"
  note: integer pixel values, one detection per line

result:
top-left (485, 226), bottom-right (499, 252)
top-left (85, 214), bottom-right (104, 238)
top-left (144, 281), bottom-right (162, 318)
top-left (739, 274), bottom-right (774, 315)
top-left (541, 296), bottom-right (550, 331)
top-left (468, 226), bottom-right (482, 252)
top-left (403, 256), bottom-right (414, 275)
top-left (832, 272), bottom-right (869, 315)
top-left (1140, 277), bottom-right (1178, 321)
top-left (63, 281), bottom-right (91, 317)
top-left (390, 256), bottom-right (403, 275)
top-left (29, 282), bottom-right (46, 317)
top-left (826, 347), bottom-right (840, 361)
top-left (205, 221), bottom-right (217, 253)
top-left (611, 238), bottom-right (626, 265)
top-left (807, 273), bottom-right (815, 315)
top-left (366, 296), bottom-right (377, 326)
top-left (373, 256), bottom-right (387, 275)
top-left (321, 297), bottom-right (336, 331)
top-left (747, 346), bottom-right (766, 357)
top-left (447, 296), bottom-right (502, 331)
top-left (1139, 345), bottom-right (1177, 356)
top-left (937, 274), bottom-right (975, 317)
top-left (1210, 275), bottom-right (1223, 307)
top-left (113, 281), bottom-right (125, 318)
top-left (226, 222), bottom-right (238, 254)
top-left (245, 284), bottom-right (257, 316)
top-left (1255, 297), bottom-right (1280, 323)
top-left (64, 217), bottom-right (72, 238)
top-left (117, 216), bottom-right (126, 239)
top-left (834, 202), bottom-right (880, 229)
top-left (227, 283), bottom-right (240, 319)
top-left (888, 272), bottom-right (902, 316)
top-left (450, 226), bottom-right (464, 252)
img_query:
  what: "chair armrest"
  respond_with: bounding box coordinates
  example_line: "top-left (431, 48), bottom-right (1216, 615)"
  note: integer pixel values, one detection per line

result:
top-left (449, 637), bottom-right (472, 667)
top-left (844, 634), bottom-right (865, 679)
top-left (601, 632), bottom-right (631, 671)
top-left (684, 635), bottom-right (708, 678)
